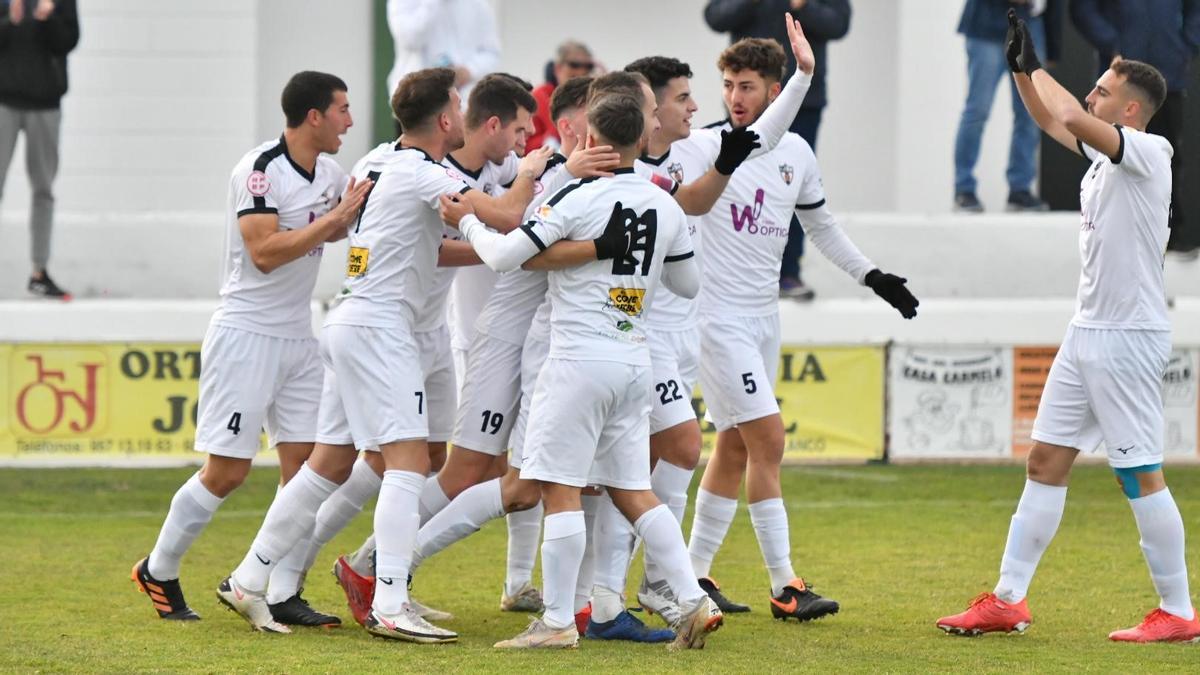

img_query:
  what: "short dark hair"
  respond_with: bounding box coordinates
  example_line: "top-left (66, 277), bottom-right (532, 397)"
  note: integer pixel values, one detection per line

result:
top-left (587, 71), bottom-right (648, 106)
top-left (281, 71), bottom-right (348, 128)
top-left (391, 67), bottom-right (457, 132)
top-left (492, 71), bottom-right (534, 92)
top-left (550, 76), bottom-right (593, 121)
top-left (718, 38), bottom-right (786, 83)
top-left (588, 94), bottom-right (644, 148)
top-left (1111, 59), bottom-right (1168, 120)
top-left (624, 56), bottom-right (693, 98)
top-left (466, 74), bottom-right (538, 130)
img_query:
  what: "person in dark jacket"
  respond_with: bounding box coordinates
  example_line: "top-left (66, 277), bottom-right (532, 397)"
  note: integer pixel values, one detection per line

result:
top-left (0, 0), bottom-right (79, 298)
top-left (705, 0), bottom-right (851, 301)
top-left (953, 0), bottom-right (1062, 214)
top-left (1071, 0), bottom-right (1200, 258)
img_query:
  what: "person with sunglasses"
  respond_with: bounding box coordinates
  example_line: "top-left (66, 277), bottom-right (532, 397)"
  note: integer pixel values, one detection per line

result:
top-left (528, 40), bottom-right (598, 151)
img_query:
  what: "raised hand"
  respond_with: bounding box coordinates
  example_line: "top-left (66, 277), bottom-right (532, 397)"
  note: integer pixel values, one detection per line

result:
top-left (1005, 9), bottom-right (1023, 74)
top-left (565, 144), bottom-right (620, 178)
top-left (785, 12), bottom-right (815, 75)
top-left (1016, 19), bottom-right (1042, 75)
top-left (865, 269), bottom-right (919, 319)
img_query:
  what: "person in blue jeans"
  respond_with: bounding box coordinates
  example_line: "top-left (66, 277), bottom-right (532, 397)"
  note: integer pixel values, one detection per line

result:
top-left (954, 0), bottom-right (1061, 213)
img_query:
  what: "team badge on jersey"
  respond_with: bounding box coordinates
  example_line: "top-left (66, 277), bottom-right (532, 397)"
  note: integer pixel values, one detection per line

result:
top-left (537, 204), bottom-right (553, 219)
top-left (779, 163), bottom-right (794, 185)
top-left (247, 170), bottom-right (271, 196)
top-left (607, 287), bottom-right (646, 316)
top-left (668, 162), bottom-right (685, 184)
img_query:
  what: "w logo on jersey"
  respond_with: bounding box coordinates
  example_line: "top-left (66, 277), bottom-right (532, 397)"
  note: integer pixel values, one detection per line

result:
top-left (779, 163), bottom-right (794, 185)
top-left (730, 188), bottom-right (766, 232)
top-left (606, 201), bottom-right (658, 276)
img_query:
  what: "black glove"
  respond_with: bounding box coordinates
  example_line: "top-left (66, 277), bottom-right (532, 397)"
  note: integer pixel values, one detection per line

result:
top-left (593, 204), bottom-right (628, 260)
top-left (1005, 9), bottom-right (1023, 73)
top-left (714, 127), bottom-right (761, 175)
top-left (1016, 19), bottom-right (1042, 75)
top-left (865, 269), bottom-right (919, 319)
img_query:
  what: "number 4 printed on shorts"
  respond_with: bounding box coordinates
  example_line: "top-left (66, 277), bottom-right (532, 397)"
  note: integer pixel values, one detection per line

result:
top-left (227, 412), bottom-right (243, 435)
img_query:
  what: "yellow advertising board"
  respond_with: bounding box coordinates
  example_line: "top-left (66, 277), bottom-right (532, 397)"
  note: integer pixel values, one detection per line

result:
top-left (0, 342), bottom-right (883, 462)
top-left (697, 345), bottom-right (885, 461)
top-left (0, 343), bottom-right (267, 458)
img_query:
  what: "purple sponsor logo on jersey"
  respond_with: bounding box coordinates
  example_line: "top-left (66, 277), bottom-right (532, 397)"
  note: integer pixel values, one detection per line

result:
top-left (729, 188), bottom-right (787, 238)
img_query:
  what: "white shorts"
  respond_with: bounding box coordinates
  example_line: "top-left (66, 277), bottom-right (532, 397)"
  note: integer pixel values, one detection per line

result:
top-left (452, 345), bottom-right (468, 398)
top-left (698, 313), bottom-right (781, 432)
top-left (194, 324), bottom-right (322, 459)
top-left (415, 325), bottom-right (456, 444)
top-left (316, 324), bottom-right (427, 450)
top-left (509, 331), bottom-right (550, 469)
top-left (648, 326), bottom-right (701, 435)
top-left (452, 333), bottom-right (522, 455)
top-left (520, 358), bottom-right (652, 490)
top-left (1032, 325), bottom-right (1170, 468)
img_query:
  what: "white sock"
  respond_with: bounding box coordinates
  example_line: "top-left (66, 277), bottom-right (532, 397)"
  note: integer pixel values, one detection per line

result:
top-left (651, 461), bottom-right (693, 524)
top-left (635, 504), bottom-right (705, 607)
top-left (412, 478), bottom-right (504, 571)
top-left (312, 457), bottom-right (382, 555)
top-left (232, 465), bottom-right (338, 593)
top-left (542, 510), bottom-right (586, 630)
top-left (1130, 488), bottom-right (1195, 620)
top-left (418, 475), bottom-right (451, 526)
top-left (148, 472), bottom-right (225, 580)
top-left (645, 461), bottom-right (695, 584)
top-left (348, 534), bottom-right (376, 577)
top-left (748, 498), bottom-right (796, 596)
top-left (372, 470), bottom-right (425, 615)
top-left (505, 500), bottom-right (543, 596)
top-left (266, 520), bottom-right (315, 604)
top-left (591, 585), bottom-right (624, 624)
top-left (688, 489), bottom-right (737, 579)
top-left (591, 494), bottom-right (636, 599)
top-left (575, 494), bottom-right (600, 613)
top-left (994, 479), bottom-right (1067, 604)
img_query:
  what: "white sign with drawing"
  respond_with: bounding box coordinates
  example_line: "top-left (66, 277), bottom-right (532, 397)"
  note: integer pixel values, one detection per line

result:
top-left (1162, 348), bottom-right (1198, 459)
top-left (889, 345), bottom-right (1014, 459)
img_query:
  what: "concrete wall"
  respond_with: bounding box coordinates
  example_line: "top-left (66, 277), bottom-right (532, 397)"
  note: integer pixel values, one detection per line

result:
top-left (0, 0), bottom-right (1022, 226)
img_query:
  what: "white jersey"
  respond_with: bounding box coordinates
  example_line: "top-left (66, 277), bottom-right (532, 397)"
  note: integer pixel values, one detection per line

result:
top-left (475, 155), bottom-right (573, 346)
top-left (697, 126), bottom-right (824, 316)
top-left (447, 152), bottom-right (521, 350)
top-left (213, 136), bottom-right (347, 339)
top-left (412, 152), bottom-right (517, 333)
top-left (523, 168), bottom-right (693, 366)
top-left (636, 134), bottom-right (715, 330)
top-left (1073, 127), bottom-right (1172, 331)
top-left (327, 143), bottom-right (471, 329)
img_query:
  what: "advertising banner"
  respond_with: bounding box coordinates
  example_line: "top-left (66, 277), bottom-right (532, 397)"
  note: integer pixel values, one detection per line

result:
top-left (0, 343), bottom-right (267, 458)
top-left (698, 345), bottom-right (886, 461)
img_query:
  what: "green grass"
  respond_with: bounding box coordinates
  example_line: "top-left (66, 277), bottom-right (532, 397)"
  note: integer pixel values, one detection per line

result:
top-left (2, 464), bottom-right (1198, 673)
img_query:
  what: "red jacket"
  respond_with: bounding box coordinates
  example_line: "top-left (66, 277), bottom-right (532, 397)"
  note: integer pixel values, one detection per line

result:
top-left (528, 82), bottom-right (558, 151)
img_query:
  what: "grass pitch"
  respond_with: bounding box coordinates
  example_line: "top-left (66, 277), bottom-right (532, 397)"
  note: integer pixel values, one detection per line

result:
top-left (1, 463), bottom-right (1198, 673)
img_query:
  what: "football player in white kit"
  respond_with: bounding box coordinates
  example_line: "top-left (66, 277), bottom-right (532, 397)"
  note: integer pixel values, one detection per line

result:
top-left (685, 34), bottom-right (919, 620)
top-left (937, 15), bottom-right (1198, 644)
top-left (442, 91), bottom-right (724, 651)
top-left (260, 73), bottom-right (549, 628)
top-left (211, 68), bottom-right (551, 642)
top-left (131, 71), bottom-right (371, 628)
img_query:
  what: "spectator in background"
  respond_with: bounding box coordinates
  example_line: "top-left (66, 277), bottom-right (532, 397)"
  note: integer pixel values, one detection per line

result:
top-left (1071, 0), bottom-right (1200, 260)
top-left (953, 0), bottom-right (1061, 214)
top-left (0, 0), bottom-right (78, 299)
top-left (385, 0), bottom-right (500, 106)
top-left (705, 0), bottom-right (851, 301)
top-left (526, 40), bottom-right (596, 152)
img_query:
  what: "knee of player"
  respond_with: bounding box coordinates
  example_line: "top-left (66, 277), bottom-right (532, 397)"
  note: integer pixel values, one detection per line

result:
top-left (504, 482), bottom-right (541, 512)
top-left (198, 464), bottom-right (249, 497)
top-left (1112, 463), bottom-right (1166, 499)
